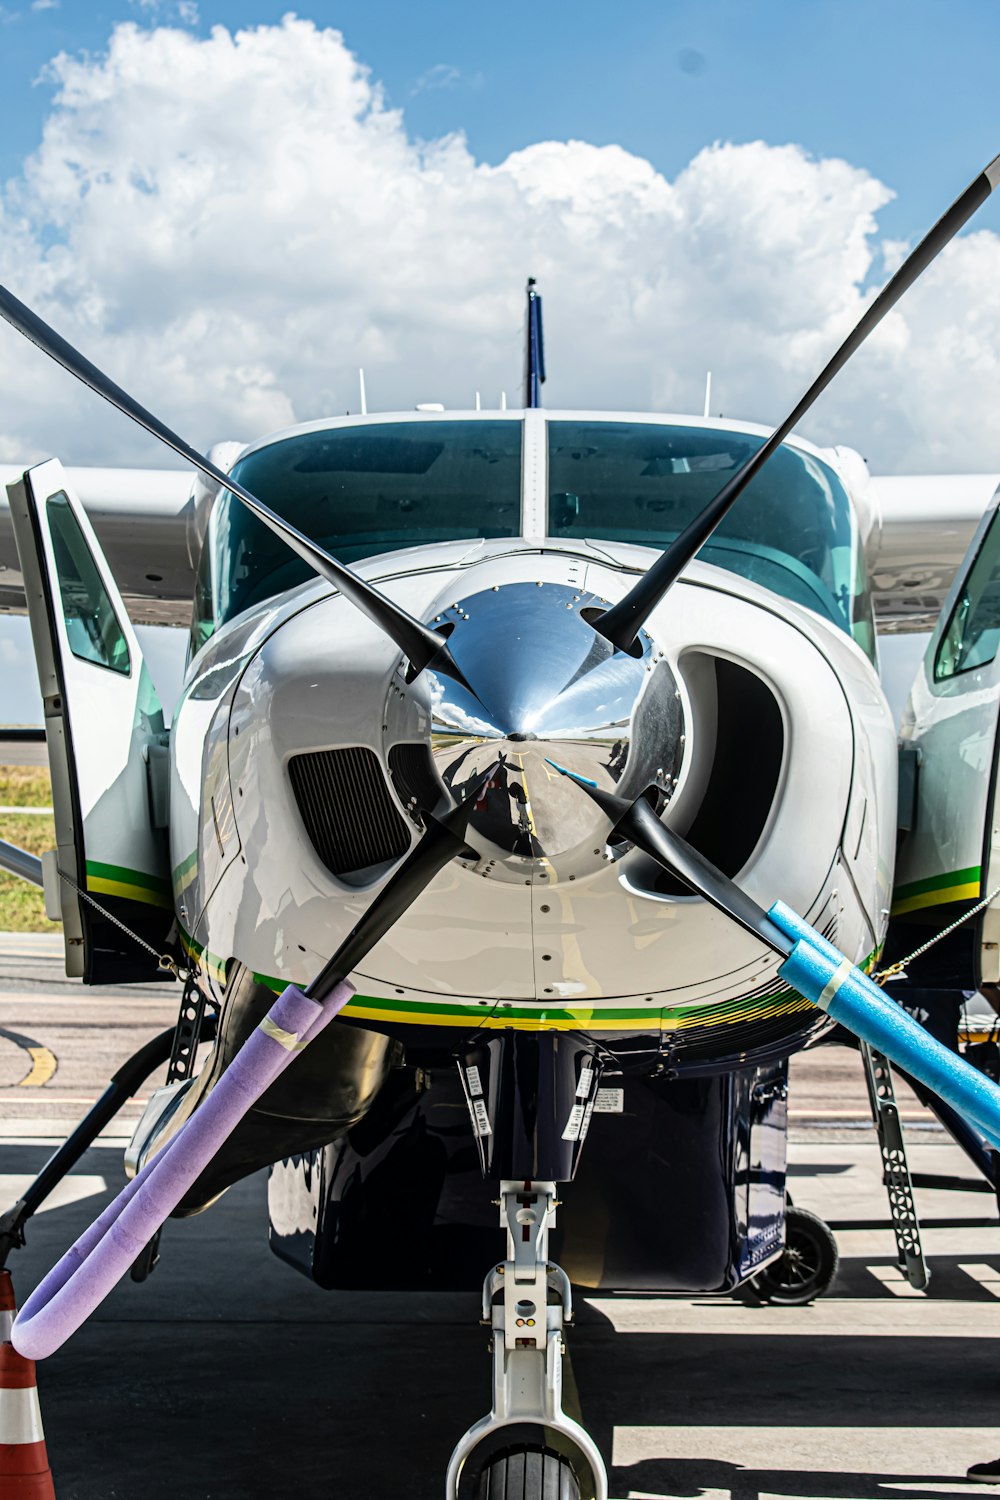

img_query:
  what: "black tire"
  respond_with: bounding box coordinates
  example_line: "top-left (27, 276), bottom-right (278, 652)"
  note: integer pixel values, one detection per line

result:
top-left (748, 1205), bottom-right (839, 1306)
top-left (474, 1443), bottom-right (581, 1500)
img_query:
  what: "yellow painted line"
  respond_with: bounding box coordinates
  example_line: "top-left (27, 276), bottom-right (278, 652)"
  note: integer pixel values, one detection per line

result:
top-left (0, 1027), bottom-right (58, 1088)
top-left (19, 1046), bottom-right (57, 1087)
top-left (514, 752), bottom-right (539, 839)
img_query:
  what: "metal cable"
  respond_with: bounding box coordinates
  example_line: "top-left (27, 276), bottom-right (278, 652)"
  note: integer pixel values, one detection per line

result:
top-left (874, 881), bottom-right (1000, 985)
top-left (56, 866), bottom-right (190, 981)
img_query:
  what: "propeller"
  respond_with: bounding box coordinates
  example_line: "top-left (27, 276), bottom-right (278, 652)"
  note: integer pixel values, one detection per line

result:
top-left (10, 762), bottom-right (499, 1363)
top-left (305, 762), bottom-right (499, 1001)
top-left (545, 761), bottom-right (793, 956)
top-left (549, 762), bottom-right (1000, 1152)
top-left (592, 152), bottom-right (1000, 656)
top-left (0, 283), bottom-right (465, 684)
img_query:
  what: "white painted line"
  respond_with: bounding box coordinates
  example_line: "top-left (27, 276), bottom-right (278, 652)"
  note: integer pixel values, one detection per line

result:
top-left (0, 806), bottom-right (53, 815)
top-left (0, 1173), bottom-right (107, 1213)
top-left (588, 1296), bottom-right (987, 1335)
top-left (612, 1423), bottom-right (992, 1476)
top-left (0, 994), bottom-right (177, 1007)
top-left (0, 1128), bottom-right (132, 1140)
top-left (959, 1262), bottom-right (1000, 1297)
top-left (867, 1264), bottom-right (927, 1297)
top-left (0, 1098), bottom-right (148, 1110)
top-left (0, 932), bottom-right (64, 952)
top-left (0, 1122), bottom-right (143, 1140)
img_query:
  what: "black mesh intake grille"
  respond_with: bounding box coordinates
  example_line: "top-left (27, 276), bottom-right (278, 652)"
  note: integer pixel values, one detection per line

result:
top-left (388, 741), bottom-right (444, 816)
top-left (289, 747), bottom-right (410, 877)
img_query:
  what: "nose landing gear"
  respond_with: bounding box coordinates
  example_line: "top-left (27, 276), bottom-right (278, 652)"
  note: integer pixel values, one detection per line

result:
top-left (446, 1181), bottom-right (607, 1500)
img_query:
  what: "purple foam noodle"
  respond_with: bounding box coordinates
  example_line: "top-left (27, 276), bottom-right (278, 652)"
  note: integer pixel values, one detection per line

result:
top-left (13, 979), bottom-right (354, 1360)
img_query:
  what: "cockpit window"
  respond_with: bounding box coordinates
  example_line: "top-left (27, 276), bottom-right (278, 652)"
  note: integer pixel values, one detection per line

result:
top-left (548, 421), bottom-right (875, 659)
top-left (935, 504), bottom-right (1000, 681)
top-left (193, 420), bottom-right (521, 648)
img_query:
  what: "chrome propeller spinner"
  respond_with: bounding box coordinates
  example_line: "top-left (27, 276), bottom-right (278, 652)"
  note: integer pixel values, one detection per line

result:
top-left (385, 581), bottom-right (685, 884)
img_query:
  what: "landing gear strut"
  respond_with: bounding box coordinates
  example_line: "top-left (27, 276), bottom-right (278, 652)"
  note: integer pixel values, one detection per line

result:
top-left (446, 1181), bottom-right (607, 1500)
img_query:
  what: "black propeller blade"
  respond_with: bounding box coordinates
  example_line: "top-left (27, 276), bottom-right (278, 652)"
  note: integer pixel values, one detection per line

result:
top-left (0, 283), bottom-right (463, 683)
top-left (593, 152), bottom-right (1000, 656)
top-left (546, 761), bottom-right (792, 957)
top-left (305, 764), bottom-right (497, 1002)
top-left (589, 777), bottom-right (1000, 1157)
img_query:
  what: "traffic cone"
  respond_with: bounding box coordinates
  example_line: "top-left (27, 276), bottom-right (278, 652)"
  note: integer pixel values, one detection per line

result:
top-left (0, 1275), bottom-right (13, 1344)
top-left (0, 1340), bottom-right (56, 1497)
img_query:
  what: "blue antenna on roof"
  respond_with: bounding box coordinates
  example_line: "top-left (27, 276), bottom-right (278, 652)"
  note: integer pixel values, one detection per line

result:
top-left (523, 277), bottom-right (546, 408)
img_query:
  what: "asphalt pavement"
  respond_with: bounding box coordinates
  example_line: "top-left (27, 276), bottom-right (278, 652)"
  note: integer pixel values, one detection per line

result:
top-left (2, 935), bottom-right (1000, 1500)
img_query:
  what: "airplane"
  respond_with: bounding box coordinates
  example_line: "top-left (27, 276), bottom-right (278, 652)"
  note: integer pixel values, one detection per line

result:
top-left (1, 156), bottom-right (1000, 1499)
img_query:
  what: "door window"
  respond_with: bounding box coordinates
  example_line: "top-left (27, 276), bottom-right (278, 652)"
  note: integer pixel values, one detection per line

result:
top-left (46, 492), bottom-right (131, 675)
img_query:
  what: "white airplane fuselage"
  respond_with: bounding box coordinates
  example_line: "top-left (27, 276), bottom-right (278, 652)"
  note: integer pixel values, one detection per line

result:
top-left (168, 409), bottom-right (897, 1070)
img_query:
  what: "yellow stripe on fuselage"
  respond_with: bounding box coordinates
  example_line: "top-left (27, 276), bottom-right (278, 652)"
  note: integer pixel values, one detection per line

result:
top-left (892, 880), bottom-right (981, 916)
top-left (87, 875), bottom-right (172, 909)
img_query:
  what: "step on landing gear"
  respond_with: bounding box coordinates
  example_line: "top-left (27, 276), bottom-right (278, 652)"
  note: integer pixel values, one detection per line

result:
top-left (446, 1182), bottom-right (607, 1500)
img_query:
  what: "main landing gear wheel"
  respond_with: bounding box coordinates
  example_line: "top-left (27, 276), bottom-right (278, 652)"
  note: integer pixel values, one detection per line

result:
top-left (748, 1205), bottom-right (839, 1306)
top-left (474, 1443), bottom-right (581, 1500)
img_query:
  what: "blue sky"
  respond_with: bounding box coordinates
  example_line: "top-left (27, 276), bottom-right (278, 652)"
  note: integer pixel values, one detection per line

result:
top-left (0, 1), bottom-right (997, 725)
top-left (2, 0), bottom-right (998, 248)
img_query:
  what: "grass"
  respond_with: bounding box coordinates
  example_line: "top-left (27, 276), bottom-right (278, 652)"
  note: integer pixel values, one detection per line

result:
top-left (0, 765), bottom-right (60, 932)
top-left (0, 765), bottom-right (54, 808)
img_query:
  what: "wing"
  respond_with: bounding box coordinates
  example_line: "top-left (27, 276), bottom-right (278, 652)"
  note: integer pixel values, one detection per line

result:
top-left (868, 471), bottom-right (1000, 633)
top-left (0, 462), bottom-right (196, 626)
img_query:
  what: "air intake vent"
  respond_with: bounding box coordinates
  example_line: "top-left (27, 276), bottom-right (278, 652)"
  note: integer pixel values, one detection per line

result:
top-left (289, 747), bottom-right (410, 877)
top-left (388, 742), bottom-right (444, 818)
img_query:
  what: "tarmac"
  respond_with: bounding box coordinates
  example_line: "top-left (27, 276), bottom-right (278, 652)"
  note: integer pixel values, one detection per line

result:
top-left (2, 933), bottom-right (1000, 1499)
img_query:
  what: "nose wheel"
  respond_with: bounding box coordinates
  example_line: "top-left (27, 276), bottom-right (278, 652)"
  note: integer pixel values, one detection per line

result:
top-left (473, 1441), bottom-right (581, 1499)
top-left (446, 1181), bottom-right (607, 1500)
top-left (747, 1204), bottom-right (839, 1306)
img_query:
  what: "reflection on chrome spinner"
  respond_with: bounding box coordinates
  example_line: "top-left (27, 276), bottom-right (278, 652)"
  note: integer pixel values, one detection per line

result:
top-left (385, 582), bottom-right (684, 884)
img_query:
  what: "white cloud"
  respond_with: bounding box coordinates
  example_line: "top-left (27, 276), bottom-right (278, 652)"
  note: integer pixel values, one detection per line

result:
top-left (411, 62), bottom-right (463, 94)
top-left (128, 0), bottom-right (197, 21)
top-left (0, 15), bottom-right (998, 475)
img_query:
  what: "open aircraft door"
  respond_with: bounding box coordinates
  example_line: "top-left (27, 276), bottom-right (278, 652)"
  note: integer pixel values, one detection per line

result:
top-left (7, 459), bottom-right (174, 983)
top-left (891, 481), bottom-right (1000, 995)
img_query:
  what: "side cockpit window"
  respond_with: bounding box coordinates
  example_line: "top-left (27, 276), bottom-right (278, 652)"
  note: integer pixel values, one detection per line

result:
top-left (935, 506), bottom-right (1000, 681)
top-left (46, 492), bottom-right (131, 675)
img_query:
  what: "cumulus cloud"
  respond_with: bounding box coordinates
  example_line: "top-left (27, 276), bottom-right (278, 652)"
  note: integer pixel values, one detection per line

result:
top-left (0, 15), bottom-right (998, 474)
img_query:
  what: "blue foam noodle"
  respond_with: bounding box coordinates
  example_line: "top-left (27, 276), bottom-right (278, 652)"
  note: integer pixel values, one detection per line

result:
top-left (768, 899), bottom-right (847, 966)
top-left (777, 936), bottom-right (1000, 1152)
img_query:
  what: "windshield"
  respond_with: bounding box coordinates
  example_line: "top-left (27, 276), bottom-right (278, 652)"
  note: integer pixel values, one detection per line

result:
top-left (548, 421), bottom-right (875, 659)
top-left (193, 419), bottom-right (522, 648)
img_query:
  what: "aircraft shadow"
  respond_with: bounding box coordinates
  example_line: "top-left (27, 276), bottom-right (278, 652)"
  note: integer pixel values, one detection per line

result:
top-left (614, 1456), bottom-right (976, 1499)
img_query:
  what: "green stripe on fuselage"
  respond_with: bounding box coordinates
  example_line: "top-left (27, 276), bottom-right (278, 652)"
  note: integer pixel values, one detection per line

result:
top-left (891, 865), bottom-right (981, 916)
top-left (85, 859), bottom-right (172, 909)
